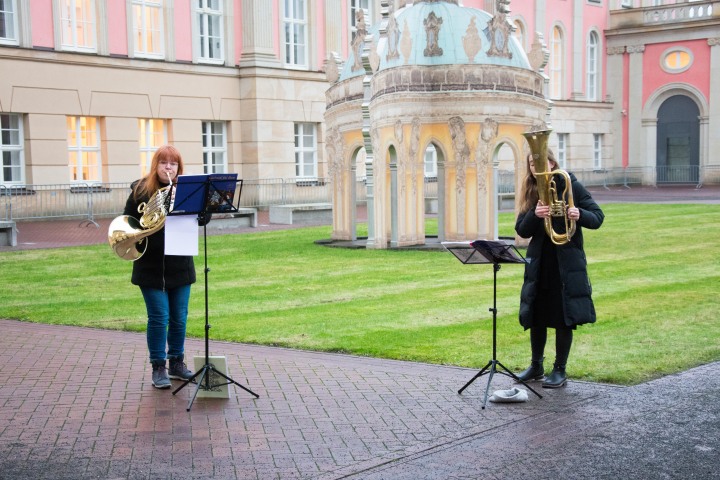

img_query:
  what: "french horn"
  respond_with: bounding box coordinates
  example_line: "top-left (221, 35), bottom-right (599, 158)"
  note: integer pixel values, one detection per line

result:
top-left (108, 173), bottom-right (173, 261)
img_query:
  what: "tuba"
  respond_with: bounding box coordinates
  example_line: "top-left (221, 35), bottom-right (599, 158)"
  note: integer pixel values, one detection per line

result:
top-left (522, 128), bottom-right (576, 245)
top-left (108, 173), bottom-right (173, 261)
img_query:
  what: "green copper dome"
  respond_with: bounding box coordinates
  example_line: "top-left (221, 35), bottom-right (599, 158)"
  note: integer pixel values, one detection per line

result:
top-left (339, 0), bottom-right (531, 81)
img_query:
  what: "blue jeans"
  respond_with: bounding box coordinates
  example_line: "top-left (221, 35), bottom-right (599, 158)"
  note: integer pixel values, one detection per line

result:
top-left (140, 285), bottom-right (191, 363)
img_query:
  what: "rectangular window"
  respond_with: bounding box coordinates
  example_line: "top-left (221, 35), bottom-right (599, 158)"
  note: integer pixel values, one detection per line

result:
top-left (349, 0), bottom-right (371, 41)
top-left (593, 134), bottom-right (603, 170)
top-left (196, 0), bottom-right (224, 63)
top-left (557, 133), bottom-right (568, 170)
top-left (1, 114), bottom-right (24, 184)
top-left (0, 0), bottom-right (18, 45)
top-left (294, 123), bottom-right (317, 179)
top-left (202, 121), bottom-right (227, 174)
top-left (132, 0), bottom-right (164, 58)
top-left (283, 0), bottom-right (307, 67)
top-left (60, 0), bottom-right (97, 52)
top-left (139, 119), bottom-right (166, 177)
top-left (621, 0), bottom-right (633, 7)
top-left (67, 116), bottom-right (101, 182)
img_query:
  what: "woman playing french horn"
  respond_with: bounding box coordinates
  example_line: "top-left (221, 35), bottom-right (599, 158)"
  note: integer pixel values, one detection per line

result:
top-left (122, 145), bottom-right (199, 389)
top-left (514, 148), bottom-right (604, 388)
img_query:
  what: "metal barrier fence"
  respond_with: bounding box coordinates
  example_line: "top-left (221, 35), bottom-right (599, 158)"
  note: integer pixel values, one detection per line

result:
top-left (2, 165), bottom-right (718, 222)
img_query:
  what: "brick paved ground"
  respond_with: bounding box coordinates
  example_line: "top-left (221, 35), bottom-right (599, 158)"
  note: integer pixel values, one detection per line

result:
top-left (0, 320), bottom-right (718, 480)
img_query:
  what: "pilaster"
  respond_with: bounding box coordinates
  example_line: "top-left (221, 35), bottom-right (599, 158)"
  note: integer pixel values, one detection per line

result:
top-left (239, 0), bottom-right (280, 67)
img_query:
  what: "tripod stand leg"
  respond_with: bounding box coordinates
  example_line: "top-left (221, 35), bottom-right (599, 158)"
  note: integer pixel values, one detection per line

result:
top-left (185, 367), bottom-right (209, 411)
top-left (458, 360), bottom-right (492, 395)
top-left (494, 360), bottom-right (543, 399)
top-left (206, 364), bottom-right (259, 398)
top-left (481, 363), bottom-right (497, 409)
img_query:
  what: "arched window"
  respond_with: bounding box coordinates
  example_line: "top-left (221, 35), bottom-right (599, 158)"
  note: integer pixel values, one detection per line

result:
top-left (586, 31), bottom-right (599, 101)
top-left (512, 19), bottom-right (525, 52)
top-left (550, 26), bottom-right (564, 100)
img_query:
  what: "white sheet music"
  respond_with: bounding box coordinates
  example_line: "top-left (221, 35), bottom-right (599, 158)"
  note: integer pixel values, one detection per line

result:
top-left (164, 215), bottom-right (199, 256)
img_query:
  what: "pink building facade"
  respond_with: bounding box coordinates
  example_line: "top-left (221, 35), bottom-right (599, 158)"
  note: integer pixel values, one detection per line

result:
top-left (0, 0), bottom-right (718, 191)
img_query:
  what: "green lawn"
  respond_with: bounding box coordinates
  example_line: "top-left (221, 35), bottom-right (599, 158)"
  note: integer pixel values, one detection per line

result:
top-left (1, 203), bottom-right (718, 385)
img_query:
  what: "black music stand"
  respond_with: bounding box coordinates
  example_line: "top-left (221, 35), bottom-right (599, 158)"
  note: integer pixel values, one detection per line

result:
top-left (169, 173), bottom-right (260, 411)
top-left (443, 240), bottom-right (543, 409)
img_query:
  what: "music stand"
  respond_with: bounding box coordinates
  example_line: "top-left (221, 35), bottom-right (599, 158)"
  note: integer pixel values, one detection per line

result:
top-left (443, 240), bottom-right (543, 409)
top-left (170, 173), bottom-right (260, 411)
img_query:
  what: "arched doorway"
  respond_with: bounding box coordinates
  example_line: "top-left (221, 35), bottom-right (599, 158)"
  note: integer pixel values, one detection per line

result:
top-left (656, 95), bottom-right (699, 184)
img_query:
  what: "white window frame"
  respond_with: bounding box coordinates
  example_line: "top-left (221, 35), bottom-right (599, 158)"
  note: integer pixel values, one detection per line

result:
top-left (294, 123), bottom-right (317, 179)
top-left (550, 26), bottom-right (563, 100)
top-left (586, 31), bottom-right (599, 101)
top-left (131, 0), bottom-right (164, 59)
top-left (202, 121), bottom-right (227, 174)
top-left (139, 119), bottom-right (167, 177)
top-left (1, 113), bottom-right (25, 185)
top-left (621, 0), bottom-right (633, 7)
top-left (67, 116), bottom-right (102, 183)
top-left (58, 0), bottom-right (97, 53)
top-left (593, 134), bottom-right (603, 170)
top-left (283, 0), bottom-right (308, 68)
top-left (424, 144), bottom-right (438, 178)
top-left (556, 133), bottom-right (568, 170)
top-left (194, 0), bottom-right (224, 64)
top-left (0, 0), bottom-right (19, 46)
top-left (349, 0), bottom-right (371, 41)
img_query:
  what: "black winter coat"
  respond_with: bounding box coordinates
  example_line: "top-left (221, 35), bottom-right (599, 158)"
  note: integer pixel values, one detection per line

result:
top-left (123, 180), bottom-right (197, 291)
top-left (515, 173), bottom-right (604, 330)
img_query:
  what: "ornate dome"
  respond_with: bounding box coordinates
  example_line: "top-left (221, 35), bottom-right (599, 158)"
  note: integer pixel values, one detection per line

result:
top-left (338, 0), bottom-right (531, 82)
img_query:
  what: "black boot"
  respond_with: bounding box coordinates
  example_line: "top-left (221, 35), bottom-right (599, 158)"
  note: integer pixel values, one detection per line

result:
top-left (515, 358), bottom-right (544, 382)
top-left (168, 354), bottom-right (194, 381)
top-left (543, 364), bottom-right (567, 388)
top-left (151, 360), bottom-right (171, 389)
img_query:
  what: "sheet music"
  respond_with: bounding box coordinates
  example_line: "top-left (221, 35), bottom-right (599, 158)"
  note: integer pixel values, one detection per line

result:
top-left (164, 215), bottom-right (199, 256)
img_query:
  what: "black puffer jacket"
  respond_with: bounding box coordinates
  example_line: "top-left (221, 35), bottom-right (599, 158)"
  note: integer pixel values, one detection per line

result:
top-left (123, 180), bottom-right (197, 290)
top-left (515, 173), bottom-right (604, 329)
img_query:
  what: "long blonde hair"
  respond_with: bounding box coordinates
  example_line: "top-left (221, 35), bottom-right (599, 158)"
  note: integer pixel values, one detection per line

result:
top-left (519, 148), bottom-right (558, 213)
top-left (132, 145), bottom-right (184, 200)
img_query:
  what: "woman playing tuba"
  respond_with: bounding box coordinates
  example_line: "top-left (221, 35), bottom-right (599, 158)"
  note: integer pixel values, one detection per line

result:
top-left (514, 144), bottom-right (605, 389)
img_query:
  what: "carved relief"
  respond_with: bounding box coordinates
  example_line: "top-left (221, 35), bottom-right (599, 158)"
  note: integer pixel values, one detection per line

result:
top-left (709, 38), bottom-right (720, 47)
top-left (476, 118), bottom-right (498, 191)
top-left (407, 118), bottom-right (421, 197)
top-left (486, 0), bottom-right (513, 59)
top-left (399, 19), bottom-right (413, 64)
top-left (606, 46), bottom-right (626, 55)
top-left (325, 52), bottom-right (342, 84)
top-left (527, 32), bottom-right (549, 72)
top-left (423, 12), bottom-right (444, 57)
top-left (386, 3), bottom-right (400, 61)
top-left (463, 17), bottom-right (482, 63)
top-left (626, 45), bottom-right (645, 54)
top-left (351, 9), bottom-right (368, 72)
top-left (449, 116), bottom-right (469, 192)
top-left (370, 38), bottom-right (380, 72)
top-left (326, 127), bottom-right (345, 193)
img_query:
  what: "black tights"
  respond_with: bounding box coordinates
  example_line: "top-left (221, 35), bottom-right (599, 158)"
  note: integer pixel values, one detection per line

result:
top-left (530, 327), bottom-right (573, 367)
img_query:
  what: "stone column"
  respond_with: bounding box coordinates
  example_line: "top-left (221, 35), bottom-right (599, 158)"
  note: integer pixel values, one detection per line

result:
top-left (324, 0), bottom-right (343, 56)
top-left (607, 46), bottom-right (626, 168)
top-left (707, 38), bottom-right (720, 183)
top-left (239, 0), bottom-right (280, 67)
top-left (571, 0), bottom-right (584, 100)
top-left (627, 45), bottom-right (645, 170)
